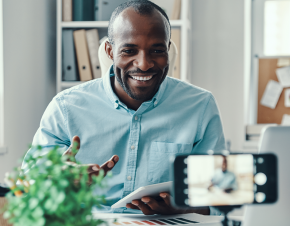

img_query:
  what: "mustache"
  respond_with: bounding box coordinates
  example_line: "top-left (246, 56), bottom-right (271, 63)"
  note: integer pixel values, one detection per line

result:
top-left (126, 68), bottom-right (158, 75)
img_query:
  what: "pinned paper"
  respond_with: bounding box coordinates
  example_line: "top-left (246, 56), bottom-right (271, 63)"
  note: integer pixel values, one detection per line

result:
top-left (285, 89), bottom-right (290, 107)
top-left (260, 80), bottom-right (283, 109)
top-left (277, 58), bottom-right (290, 67)
top-left (281, 114), bottom-right (290, 125)
top-left (276, 66), bottom-right (290, 87)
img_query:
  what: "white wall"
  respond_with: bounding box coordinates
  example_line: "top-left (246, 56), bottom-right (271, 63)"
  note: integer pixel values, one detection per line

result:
top-left (189, 0), bottom-right (245, 151)
top-left (0, 0), bottom-right (56, 182)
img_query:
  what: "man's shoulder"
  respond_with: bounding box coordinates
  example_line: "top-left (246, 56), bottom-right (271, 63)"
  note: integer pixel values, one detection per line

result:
top-left (55, 78), bottom-right (104, 100)
top-left (165, 76), bottom-right (213, 101)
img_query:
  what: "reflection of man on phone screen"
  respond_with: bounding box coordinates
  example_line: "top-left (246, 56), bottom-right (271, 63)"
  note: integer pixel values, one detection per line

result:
top-left (208, 156), bottom-right (238, 193)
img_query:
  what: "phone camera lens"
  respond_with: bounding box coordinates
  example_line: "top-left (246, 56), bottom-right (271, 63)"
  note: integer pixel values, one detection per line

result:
top-left (255, 192), bottom-right (266, 203)
top-left (257, 157), bottom-right (264, 164)
top-left (255, 172), bottom-right (267, 185)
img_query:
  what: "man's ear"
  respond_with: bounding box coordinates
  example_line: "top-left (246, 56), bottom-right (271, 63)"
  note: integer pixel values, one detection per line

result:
top-left (105, 41), bottom-right (114, 60)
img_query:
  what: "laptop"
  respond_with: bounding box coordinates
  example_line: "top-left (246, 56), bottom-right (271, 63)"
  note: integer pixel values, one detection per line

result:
top-left (243, 126), bottom-right (290, 226)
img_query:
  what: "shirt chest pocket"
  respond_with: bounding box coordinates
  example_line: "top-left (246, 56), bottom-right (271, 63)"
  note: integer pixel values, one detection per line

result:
top-left (148, 142), bottom-right (192, 184)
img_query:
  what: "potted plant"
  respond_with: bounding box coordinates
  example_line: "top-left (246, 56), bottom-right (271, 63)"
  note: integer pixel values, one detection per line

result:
top-left (2, 143), bottom-right (109, 226)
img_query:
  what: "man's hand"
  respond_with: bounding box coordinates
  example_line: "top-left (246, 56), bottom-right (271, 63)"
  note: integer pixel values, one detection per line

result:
top-left (62, 136), bottom-right (119, 184)
top-left (126, 192), bottom-right (210, 215)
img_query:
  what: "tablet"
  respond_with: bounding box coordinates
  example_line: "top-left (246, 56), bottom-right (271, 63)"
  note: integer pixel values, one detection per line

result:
top-left (111, 181), bottom-right (172, 208)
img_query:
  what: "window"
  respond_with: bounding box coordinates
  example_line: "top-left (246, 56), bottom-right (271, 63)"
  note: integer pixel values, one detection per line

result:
top-left (264, 1), bottom-right (290, 56)
top-left (0, 0), bottom-right (4, 147)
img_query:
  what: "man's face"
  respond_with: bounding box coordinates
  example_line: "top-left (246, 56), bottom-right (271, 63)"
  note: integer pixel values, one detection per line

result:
top-left (107, 8), bottom-right (170, 102)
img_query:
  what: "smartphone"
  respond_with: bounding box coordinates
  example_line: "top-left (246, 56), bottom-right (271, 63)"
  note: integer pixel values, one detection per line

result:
top-left (172, 153), bottom-right (278, 208)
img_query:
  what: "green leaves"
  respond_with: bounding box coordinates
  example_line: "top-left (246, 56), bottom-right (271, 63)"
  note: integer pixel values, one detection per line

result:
top-left (3, 144), bottom-right (109, 226)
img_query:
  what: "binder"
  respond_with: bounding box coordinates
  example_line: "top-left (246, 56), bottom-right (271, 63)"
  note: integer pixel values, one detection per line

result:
top-left (73, 0), bottom-right (94, 21)
top-left (96, 0), bottom-right (128, 21)
top-left (86, 29), bottom-right (101, 79)
top-left (171, 0), bottom-right (181, 20)
top-left (73, 29), bottom-right (93, 81)
top-left (62, 0), bottom-right (72, 21)
top-left (171, 29), bottom-right (181, 79)
top-left (62, 30), bottom-right (78, 81)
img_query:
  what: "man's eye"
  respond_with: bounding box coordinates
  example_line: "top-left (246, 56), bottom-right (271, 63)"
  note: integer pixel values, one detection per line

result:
top-left (122, 49), bottom-right (134, 54)
top-left (153, 50), bottom-right (165, 53)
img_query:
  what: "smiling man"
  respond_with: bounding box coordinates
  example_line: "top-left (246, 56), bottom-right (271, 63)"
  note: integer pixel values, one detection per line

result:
top-left (23, 0), bottom-right (225, 215)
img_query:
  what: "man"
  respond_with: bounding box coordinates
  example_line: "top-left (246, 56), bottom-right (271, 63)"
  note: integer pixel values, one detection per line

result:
top-left (23, 0), bottom-right (225, 215)
top-left (209, 157), bottom-right (238, 193)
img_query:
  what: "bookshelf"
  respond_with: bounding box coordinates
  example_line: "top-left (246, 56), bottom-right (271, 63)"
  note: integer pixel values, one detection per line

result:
top-left (56, 0), bottom-right (191, 93)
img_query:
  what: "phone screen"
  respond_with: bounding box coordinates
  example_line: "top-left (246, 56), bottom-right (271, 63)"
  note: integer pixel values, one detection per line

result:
top-left (172, 153), bottom-right (277, 208)
top-left (187, 155), bottom-right (254, 206)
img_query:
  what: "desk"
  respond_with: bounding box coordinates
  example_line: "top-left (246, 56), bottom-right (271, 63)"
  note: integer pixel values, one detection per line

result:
top-left (93, 212), bottom-right (243, 226)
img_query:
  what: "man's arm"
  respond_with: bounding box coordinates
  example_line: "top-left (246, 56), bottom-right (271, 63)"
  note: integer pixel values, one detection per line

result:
top-left (22, 96), bottom-right (119, 182)
top-left (192, 93), bottom-right (226, 154)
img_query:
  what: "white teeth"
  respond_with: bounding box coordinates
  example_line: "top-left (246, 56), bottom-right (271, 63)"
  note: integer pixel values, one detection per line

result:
top-left (131, 75), bottom-right (153, 81)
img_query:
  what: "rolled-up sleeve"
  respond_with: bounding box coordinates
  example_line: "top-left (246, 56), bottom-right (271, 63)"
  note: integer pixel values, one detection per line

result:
top-left (22, 96), bottom-right (70, 170)
top-left (192, 94), bottom-right (226, 154)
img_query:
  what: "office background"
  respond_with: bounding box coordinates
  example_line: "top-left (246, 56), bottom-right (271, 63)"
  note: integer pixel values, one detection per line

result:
top-left (0, 0), bottom-right (246, 184)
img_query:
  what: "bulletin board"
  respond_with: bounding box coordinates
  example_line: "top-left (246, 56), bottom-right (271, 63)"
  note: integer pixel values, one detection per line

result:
top-left (257, 58), bottom-right (290, 124)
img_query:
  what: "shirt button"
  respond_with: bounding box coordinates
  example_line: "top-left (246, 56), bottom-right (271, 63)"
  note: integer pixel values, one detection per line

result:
top-left (114, 103), bottom-right (118, 108)
top-left (131, 145), bottom-right (135, 150)
top-left (127, 176), bottom-right (132, 181)
top-left (154, 101), bottom-right (158, 106)
top-left (134, 116), bottom-right (138, 121)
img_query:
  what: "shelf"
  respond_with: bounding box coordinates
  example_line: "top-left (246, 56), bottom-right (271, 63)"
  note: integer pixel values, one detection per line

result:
top-left (61, 81), bottom-right (86, 88)
top-left (61, 20), bottom-right (184, 28)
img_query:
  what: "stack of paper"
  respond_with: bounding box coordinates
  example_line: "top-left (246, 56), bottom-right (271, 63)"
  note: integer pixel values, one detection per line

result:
top-left (93, 213), bottom-right (231, 226)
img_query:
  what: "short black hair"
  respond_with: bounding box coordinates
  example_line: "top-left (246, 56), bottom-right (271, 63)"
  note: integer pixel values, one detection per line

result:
top-left (108, 0), bottom-right (171, 45)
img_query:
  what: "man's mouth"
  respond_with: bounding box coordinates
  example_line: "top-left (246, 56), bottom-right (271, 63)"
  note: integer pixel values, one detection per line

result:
top-left (130, 75), bottom-right (154, 81)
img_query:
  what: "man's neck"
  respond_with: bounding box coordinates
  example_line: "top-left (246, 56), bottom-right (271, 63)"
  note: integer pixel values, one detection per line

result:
top-left (110, 76), bottom-right (143, 111)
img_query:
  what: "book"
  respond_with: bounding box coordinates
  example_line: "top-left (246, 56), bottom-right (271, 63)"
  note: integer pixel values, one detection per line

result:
top-left (73, 29), bottom-right (93, 81)
top-left (96, 0), bottom-right (128, 21)
top-left (86, 29), bottom-right (101, 79)
top-left (73, 0), bottom-right (94, 21)
top-left (62, 0), bottom-right (72, 21)
top-left (62, 30), bottom-right (78, 81)
top-left (171, 29), bottom-right (181, 79)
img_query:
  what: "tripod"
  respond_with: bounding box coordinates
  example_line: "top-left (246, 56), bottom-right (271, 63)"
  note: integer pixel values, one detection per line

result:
top-left (215, 206), bottom-right (242, 226)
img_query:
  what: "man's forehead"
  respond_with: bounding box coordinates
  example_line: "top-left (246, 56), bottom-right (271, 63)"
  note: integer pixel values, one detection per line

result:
top-left (112, 7), bottom-right (169, 44)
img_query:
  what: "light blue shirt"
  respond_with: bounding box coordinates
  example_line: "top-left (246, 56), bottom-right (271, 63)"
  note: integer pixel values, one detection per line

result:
top-left (212, 169), bottom-right (238, 191)
top-left (24, 66), bottom-right (226, 214)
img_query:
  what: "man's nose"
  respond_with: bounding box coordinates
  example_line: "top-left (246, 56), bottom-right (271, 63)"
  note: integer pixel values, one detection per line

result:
top-left (133, 51), bottom-right (154, 72)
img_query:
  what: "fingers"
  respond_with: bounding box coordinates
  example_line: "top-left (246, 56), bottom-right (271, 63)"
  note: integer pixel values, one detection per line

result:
top-left (62, 136), bottom-right (81, 161)
top-left (126, 203), bottom-right (140, 210)
top-left (100, 155), bottom-right (119, 175)
top-left (87, 164), bottom-right (100, 174)
top-left (159, 192), bottom-right (171, 206)
top-left (72, 136), bottom-right (80, 150)
top-left (141, 196), bottom-right (163, 212)
top-left (131, 200), bottom-right (156, 215)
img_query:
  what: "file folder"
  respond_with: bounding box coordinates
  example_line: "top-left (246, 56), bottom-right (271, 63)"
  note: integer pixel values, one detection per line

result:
top-left (62, 0), bottom-right (72, 21)
top-left (73, 0), bottom-right (94, 21)
top-left (86, 29), bottom-right (101, 79)
top-left (62, 29), bottom-right (78, 81)
top-left (73, 29), bottom-right (93, 81)
top-left (96, 0), bottom-right (128, 21)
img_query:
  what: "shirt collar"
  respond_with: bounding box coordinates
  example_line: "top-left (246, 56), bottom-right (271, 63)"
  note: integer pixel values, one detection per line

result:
top-left (103, 65), bottom-right (168, 109)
